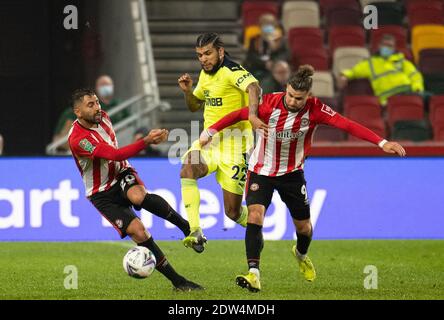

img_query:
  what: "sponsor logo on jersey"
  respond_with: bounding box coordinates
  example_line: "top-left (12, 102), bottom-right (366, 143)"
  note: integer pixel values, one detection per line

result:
top-left (235, 73), bottom-right (252, 87)
top-left (301, 118), bottom-right (310, 127)
top-left (206, 97), bottom-right (223, 106)
top-left (79, 139), bottom-right (95, 153)
top-left (321, 104), bottom-right (336, 117)
top-left (272, 130), bottom-right (300, 140)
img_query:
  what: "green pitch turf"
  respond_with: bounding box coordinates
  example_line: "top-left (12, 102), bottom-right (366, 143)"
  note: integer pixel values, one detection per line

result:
top-left (0, 240), bottom-right (442, 300)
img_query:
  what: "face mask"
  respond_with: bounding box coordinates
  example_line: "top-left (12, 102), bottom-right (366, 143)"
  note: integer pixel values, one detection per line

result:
top-left (262, 24), bottom-right (275, 34)
top-left (98, 85), bottom-right (114, 98)
top-left (379, 46), bottom-right (394, 58)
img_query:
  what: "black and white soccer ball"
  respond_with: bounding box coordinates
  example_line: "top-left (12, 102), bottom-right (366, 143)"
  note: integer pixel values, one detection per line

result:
top-left (123, 246), bottom-right (156, 279)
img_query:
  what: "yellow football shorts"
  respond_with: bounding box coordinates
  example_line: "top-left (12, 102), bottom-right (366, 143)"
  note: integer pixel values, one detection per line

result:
top-left (182, 133), bottom-right (252, 196)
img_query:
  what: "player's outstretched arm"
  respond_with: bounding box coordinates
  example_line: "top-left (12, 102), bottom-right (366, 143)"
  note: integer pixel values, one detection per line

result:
top-left (325, 113), bottom-right (406, 157)
top-left (178, 73), bottom-right (204, 112)
top-left (199, 107), bottom-right (249, 146)
top-left (92, 129), bottom-right (169, 161)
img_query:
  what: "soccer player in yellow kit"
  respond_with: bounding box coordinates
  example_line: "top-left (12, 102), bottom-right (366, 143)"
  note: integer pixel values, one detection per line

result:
top-left (178, 33), bottom-right (263, 252)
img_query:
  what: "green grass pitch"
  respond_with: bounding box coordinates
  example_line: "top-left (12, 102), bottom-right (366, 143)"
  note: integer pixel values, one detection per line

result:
top-left (0, 240), bottom-right (443, 300)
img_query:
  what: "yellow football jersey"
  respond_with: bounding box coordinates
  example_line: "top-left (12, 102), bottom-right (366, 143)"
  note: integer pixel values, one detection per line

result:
top-left (193, 57), bottom-right (258, 131)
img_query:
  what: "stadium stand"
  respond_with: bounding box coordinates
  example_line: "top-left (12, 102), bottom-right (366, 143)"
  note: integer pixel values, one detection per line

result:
top-left (146, 0), bottom-right (444, 152)
top-left (282, 1), bottom-right (321, 30)
top-left (386, 95), bottom-right (425, 129)
top-left (329, 26), bottom-right (366, 54)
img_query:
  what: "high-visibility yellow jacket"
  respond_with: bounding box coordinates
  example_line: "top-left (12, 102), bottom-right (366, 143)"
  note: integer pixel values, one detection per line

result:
top-left (342, 52), bottom-right (424, 106)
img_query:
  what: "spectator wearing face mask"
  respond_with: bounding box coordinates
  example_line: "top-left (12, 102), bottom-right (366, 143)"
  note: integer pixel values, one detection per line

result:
top-left (243, 14), bottom-right (290, 82)
top-left (52, 75), bottom-right (128, 153)
top-left (95, 75), bottom-right (128, 123)
top-left (338, 34), bottom-right (424, 106)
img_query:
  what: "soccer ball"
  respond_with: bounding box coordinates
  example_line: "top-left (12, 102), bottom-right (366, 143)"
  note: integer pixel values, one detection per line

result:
top-left (123, 246), bottom-right (156, 279)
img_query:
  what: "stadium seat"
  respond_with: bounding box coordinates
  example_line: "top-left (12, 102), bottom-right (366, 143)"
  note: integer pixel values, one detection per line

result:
top-left (313, 125), bottom-right (346, 142)
top-left (328, 26), bottom-right (366, 54)
top-left (433, 124), bottom-right (444, 141)
top-left (386, 95), bottom-right (425, 129)
top-left (325, 5), bottom-right (363, 27)
top-left (243, 25), bottom-right (261, 49)
top-left (319, 96), bottom-right (341, 112)
top-left (429, 95), bottom-right (444, 125)
top-left (282, 1), bottom-right (320, 30)
top-left (371, 2), bottom-right (405, 26)
top-left (407, 0), bottom-right (444, 28)
top-left (288, 28), bottom-right (324, 53)
top-left (312, 72), bottom-right (335, 98)
top-left (348, 118), bottom-right (386, 141)
top-left (360, 0), bottom-right (396, 6)
top-left (411, 25), bottom-right (444, 64)
top-left (333, 47), bottom-right (370, 78)
top-left (319, 0), bottom-right (361, 16)
top-left (241, 1), bottom-right (280, 27)
top-left (397, 47), bottom-right (414, 62)
top-left (392, 120), bottom-right (432, 142)
top-left (369, 25), bottom-right (407, 53)
top-left (292, 47), bottom-right (330, 71)
top-left (343, 95), bottom-right (382, 122)
top-left (425, 74), bottom-right (444, 95)
top-left (344, 79), bottom-right (374, 96)
top-left (419, 49), bottom-right (444, 75)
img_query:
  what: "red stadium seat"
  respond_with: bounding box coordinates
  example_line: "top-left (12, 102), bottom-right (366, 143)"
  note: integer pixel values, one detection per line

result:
top-left (288, 28), bottom-right (324, 53)
top-left (329, 26), bottom-right (366, 54)
top-left (325, 6), bottom-right (363, 27)
top-left (344, 93), bottom-right (386, 141)
top-left (397, 48), bottom-right (414, 62)
top-left (369, 25), bottom-right (408, 53)
top-left (419, 49), bottom-right (444, 75)
top-left (407, 0), bottom-right (444, 28)
top-left (242, 1), bottom-right (280, 27)
top-left (344, 95), bottom-right (382, 122)
top-left (344, 79), bottom-right (374, 96)
top-left (291, 47), bottom-right (330, 71)
top-left (319, 0), bottom-right (361, 15)
top-left (348, 118), bottom-right (386, 141)
top-left (429, 95), bottom-right (444, 125)
top-left (314, 125), bottom-right (346, 142)
top-left (319, 96), bottom-right (342, 113)
top-left (433, 123), bottom-right (444, 141)
top-left (386, 95), bottom-right (425, 129)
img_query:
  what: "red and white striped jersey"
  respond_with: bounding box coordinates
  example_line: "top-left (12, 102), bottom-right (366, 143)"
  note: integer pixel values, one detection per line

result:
top-left (249, 93), bottom-right (358, 176)
top-left (209, 92), bottom-right (383, 177)
top-left (68, 110), bottom-right (131, 196)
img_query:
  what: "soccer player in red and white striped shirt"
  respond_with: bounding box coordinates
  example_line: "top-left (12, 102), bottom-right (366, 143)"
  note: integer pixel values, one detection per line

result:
top-left (199, 65), bottom-right (406, 292)
top-left (68, 89), bottom-right (203, 291)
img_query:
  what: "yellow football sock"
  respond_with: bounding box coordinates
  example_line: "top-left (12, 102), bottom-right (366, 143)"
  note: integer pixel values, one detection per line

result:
top-left (236, 205), bottom-right (248, 227)
top-left (181, 178), bottom-right (201, 231)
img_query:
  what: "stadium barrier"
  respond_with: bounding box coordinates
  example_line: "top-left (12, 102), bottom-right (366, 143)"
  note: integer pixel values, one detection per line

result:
top-left (0, 157), bottom-right (443, 241)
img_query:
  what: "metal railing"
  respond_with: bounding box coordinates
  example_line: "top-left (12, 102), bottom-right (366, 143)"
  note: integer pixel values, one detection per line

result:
top-left (45, 94), bottom-right (169, 155)
top-left (46, 0), bottom-right (170, 155)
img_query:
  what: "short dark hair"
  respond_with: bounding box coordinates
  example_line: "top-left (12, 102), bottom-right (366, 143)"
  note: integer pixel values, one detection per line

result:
top-left (72, 88), bottom-right (96, 109)
top-left (196, 33), bottom-right (224, 50)
top-left (288, 65), bottom-right (314, 92)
